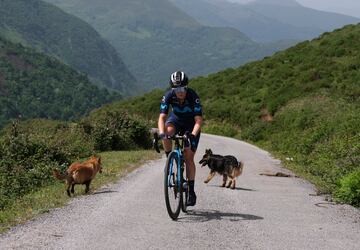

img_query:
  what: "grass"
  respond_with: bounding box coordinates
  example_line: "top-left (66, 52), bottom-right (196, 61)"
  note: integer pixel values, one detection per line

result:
top-left (0, 150), bottom-right (159, 234)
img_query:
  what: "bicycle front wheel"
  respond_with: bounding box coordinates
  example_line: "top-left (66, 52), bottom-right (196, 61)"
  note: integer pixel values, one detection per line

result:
top-left (164, 151), bottom-right (182, 220)
top-left (180, 164), bottom-right (188, 213)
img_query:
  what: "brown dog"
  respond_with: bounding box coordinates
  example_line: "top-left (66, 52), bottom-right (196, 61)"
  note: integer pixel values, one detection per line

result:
top-left (199, 149), bottom-right (244, 189)
top-left (53, 156), bottom-right (102, 196)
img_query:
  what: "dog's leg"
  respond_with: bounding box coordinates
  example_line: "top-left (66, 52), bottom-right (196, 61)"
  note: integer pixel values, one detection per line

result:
top-left (222, 174), bottom-right (227, 187)
top-left (66, 181), bottom-right (71, 197)
top-left (231, 178), bottom-right (236, 189)
top-left (226, 178), bottom-right (233, 188)
top-left (204, 171), bottom-right (216, 184)
top-left (71, 184), bottom-right (75, 194)
top-left (84, 180), bottom-right (91, 193)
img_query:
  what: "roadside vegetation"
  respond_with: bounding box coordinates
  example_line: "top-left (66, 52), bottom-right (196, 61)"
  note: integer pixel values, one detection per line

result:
top-left (0, 150), bottom-right (158, 233)
top-left (0, 107), bottom-right (157, 232)
top-left (115, 24), bottom-right (360, 207)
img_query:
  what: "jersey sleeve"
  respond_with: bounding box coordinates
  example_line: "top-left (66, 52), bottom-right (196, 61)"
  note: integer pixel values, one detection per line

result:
top-left (160, 91), bottom-right (171, 114)
top-left (192, 91), bottom-right (203, 116)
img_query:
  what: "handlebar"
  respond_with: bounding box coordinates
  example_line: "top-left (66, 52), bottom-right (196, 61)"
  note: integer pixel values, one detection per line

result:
top-left (152, 132), bottom-right (189, 153)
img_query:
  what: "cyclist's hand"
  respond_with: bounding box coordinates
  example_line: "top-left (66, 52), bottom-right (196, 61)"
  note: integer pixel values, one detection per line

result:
top-left (159, 133), bottom-right (167, 140)
top-left (153, 132), bottom-right (161, 153)
top-left (185, 131), bottom-right (196, 152)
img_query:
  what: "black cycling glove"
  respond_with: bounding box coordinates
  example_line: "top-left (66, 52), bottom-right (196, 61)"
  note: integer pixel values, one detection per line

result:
top-left (185, 131), bottom-right (196, 152)
top-left (159, 133), bottom-right (167, 140)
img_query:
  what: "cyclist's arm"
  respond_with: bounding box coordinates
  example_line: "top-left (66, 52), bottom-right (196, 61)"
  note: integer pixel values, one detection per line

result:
top-left (159, 92), bottom-right (170, 134)
top-left (158, 113), bottom-right (167, 135)
top-left (192, 115), bottom-right (203, 136)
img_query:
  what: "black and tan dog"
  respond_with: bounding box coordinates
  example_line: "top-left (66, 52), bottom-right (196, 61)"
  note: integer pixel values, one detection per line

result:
top-left (199, 149), bottom-right (244, 189)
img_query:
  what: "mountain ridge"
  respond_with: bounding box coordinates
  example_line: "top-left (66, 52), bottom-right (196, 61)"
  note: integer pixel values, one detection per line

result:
top-left (44, 0), bottom-right (281, 89)
top-left (0, 0), bottom-right (138, 95)
top-left (0, 35), bottom-right (121, 128)
top-left (171, 0), bottom-right (360, 42)
top-left (247, 0), bottom-right (360, 30)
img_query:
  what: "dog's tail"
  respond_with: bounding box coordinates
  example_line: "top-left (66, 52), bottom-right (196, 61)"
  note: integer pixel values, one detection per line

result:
top-left (238, 161), bottom-right (244, 174)
top-left (53, 169), bottom-right (67, 180)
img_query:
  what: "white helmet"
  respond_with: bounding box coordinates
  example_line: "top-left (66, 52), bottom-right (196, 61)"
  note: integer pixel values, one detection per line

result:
top-left (169, 71), bottom-right (188, 88)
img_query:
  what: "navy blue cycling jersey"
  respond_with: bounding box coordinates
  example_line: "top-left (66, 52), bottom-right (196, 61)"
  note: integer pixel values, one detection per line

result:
top-left (160, 88), bottom-right (202, 122)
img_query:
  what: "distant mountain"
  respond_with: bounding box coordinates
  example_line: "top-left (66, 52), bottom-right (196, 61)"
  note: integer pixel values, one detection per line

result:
top-left (0, 0), bottom-right (138, 95)
top-left (44, 0), bottom-right (279, 89)
top-left (247, 0), bottom-right (360, 31)
top-left (0, 36), bottom-right (121, 128)
top-left (170, 0), bottom-right (320, 42)
top-left (170, 0), bottom-right (359, 42)
top-left (250, 0), bottom-right (300, 6)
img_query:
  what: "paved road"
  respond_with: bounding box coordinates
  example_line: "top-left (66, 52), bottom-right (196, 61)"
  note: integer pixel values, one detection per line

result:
top-left (1, 134), bottom-right (359, 250)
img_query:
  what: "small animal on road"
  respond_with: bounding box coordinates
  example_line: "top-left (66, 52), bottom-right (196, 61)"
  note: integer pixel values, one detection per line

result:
top-left (199, 149), bottom-right (244, 189)
top-left (53, 156), bottom-right (102, 196)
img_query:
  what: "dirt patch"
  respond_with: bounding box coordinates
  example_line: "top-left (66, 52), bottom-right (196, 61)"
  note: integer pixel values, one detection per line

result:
top-left (6, 52), bottom-right (33, 71)
top-left (260, 108), bottom-right (273, 122)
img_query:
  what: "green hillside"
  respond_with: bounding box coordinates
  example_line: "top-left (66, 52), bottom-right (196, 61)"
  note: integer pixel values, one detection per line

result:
top-left (0, 0), bottom-right (138, 95)
top-left (0, 35), bottom-right (120, 128)
top-left (112, 24), bottom-right (360, 206)
top-left (45, 0), bottom-right (278, 90)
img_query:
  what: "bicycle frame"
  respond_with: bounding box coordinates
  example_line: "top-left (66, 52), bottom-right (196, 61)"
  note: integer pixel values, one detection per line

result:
top-left (167, 137), bottom-right (185, 190)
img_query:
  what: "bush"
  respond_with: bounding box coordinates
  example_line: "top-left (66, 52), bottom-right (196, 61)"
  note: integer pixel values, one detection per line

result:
top-left (3, 119), bottom-right (95, 161)
top-left (0, 124), bottom-right (67, 208)
top-left (81, 110), bottom-right (152, 151)
top-left (335, 169), bottom-right (360, 207)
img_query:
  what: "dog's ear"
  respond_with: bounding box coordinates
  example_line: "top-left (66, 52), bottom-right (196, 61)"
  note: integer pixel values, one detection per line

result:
top-left (208, 149), bottom-right (213, 155)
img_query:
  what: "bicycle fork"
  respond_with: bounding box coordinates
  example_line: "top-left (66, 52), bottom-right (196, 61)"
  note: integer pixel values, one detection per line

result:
top-left (167, 152), bottom-right (182, 195)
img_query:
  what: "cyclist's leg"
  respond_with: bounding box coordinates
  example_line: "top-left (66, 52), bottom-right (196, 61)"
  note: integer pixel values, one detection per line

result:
top-left (184, 131), bottom-right (200, 180)
top-left (164, 113), bottom-right (180, 156)
top-left (163, 124), bottom-right (175, 156)
top-left (184, 148), bottom-right (196, 180)
top-left (184, 132), bottom-right (200, 206)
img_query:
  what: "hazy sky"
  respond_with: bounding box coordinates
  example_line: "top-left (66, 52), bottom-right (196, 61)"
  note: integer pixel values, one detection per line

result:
top-left (228, 0), bottom-right (360, 18)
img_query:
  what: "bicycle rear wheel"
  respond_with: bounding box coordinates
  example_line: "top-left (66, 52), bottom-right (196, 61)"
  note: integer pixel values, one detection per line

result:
top-left (181, 164), bottom-right (188, 213)
top-left (164, 151), bottom-right (182, 220)
top-left (181, 177), bottom-right (188, 213)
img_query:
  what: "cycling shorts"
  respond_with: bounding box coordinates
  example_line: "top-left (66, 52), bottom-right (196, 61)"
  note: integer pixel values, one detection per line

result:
top-left (165, 113), bottom-right (201, 150)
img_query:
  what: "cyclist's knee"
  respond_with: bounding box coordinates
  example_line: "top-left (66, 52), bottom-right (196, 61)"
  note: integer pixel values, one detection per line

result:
top-left (165, 124), bottom-right (176, 136)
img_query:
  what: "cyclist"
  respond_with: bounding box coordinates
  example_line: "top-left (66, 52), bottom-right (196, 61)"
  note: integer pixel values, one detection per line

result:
top-left (158, 71), bottom-right (203, 206)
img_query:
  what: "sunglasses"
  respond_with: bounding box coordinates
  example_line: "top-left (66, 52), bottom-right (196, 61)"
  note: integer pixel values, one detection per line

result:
top-left (173, 86), bottom-right (187, 93)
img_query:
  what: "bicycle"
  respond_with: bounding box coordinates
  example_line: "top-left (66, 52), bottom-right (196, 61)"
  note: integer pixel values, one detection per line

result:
top-left (153, 132), bottom-right (189, 220)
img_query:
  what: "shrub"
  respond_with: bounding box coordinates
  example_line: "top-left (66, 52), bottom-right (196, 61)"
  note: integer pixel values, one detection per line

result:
top-left (0, 124), bottom-right (65, 208)
top-left (334, 169), bottom-right (360, 207)
top-left (81, 110), bottom-right (152, 151)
